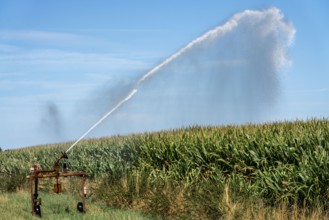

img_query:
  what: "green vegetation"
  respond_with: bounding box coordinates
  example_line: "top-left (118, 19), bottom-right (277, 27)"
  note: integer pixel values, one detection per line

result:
top-left (0, 192), bottom-right (153, 220)
top-left (1, 119), bottom-right (329, 219)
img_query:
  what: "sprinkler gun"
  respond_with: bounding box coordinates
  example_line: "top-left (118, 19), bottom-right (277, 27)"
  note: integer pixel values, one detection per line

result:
top-left (53, 151), bottom-right (68, 171)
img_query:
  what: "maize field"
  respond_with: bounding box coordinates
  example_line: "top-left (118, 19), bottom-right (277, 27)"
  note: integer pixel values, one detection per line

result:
top-left (1, 119), bottom-right (329, 218)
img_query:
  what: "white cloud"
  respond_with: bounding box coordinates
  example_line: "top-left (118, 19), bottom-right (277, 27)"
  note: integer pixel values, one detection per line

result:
top-left (287, 88), bottom-right (329, 94)
top-left (0, 48), bottom-right (151, 72)
top-left (0, 43), bottom-right (20, 52)
top-left (0, 30), bottom-right (83, 42)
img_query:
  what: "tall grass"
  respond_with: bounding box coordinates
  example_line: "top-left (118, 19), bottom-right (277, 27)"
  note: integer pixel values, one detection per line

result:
top-left (0, 192), bottom-right (153, 220)
top-left (1, 119), bottom-right (329, 219)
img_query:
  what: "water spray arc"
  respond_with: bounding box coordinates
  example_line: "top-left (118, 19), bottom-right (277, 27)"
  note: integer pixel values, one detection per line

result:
top-left (66, 24), bottom-right (225, 149)
top-left (66, 19), bottom-right (229, 152)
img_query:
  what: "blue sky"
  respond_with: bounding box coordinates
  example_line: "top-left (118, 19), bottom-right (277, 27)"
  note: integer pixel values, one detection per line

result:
top-left (0, 1), bottom-right (328, 149)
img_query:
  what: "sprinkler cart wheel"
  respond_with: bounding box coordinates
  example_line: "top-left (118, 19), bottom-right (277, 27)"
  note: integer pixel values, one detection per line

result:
top-left (77, 202), bottom-right (84, 212)
top-left (34, 204), bottom-right (41, 217)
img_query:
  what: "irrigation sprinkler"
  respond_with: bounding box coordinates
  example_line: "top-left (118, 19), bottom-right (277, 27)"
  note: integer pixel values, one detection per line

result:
top-left (27, 151), bottom-right (87, 217)
top-left (27, 89), bottom-right (138, 217)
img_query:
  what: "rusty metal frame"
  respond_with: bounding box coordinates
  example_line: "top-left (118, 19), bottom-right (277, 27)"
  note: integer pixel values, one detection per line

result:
top-left (27, 152), bottom-right (87, 216)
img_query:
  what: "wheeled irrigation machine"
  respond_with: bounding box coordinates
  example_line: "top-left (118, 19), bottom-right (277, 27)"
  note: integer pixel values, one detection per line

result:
top-left (27, 151), bottom-right (87, 217)
top-left (26, 89), bottom-right (138, 217)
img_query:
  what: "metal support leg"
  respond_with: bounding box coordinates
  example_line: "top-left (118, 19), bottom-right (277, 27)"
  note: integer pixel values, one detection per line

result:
top-left (30, 175), bottom-right (34, 215)
top-left (82, 175), bottom-right (86, 212)
top-left (33, 176), bottom-right (40, 216)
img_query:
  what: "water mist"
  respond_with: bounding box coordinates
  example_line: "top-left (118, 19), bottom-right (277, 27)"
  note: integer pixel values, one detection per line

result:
top-left (69, 7), bottom-right (296, 149)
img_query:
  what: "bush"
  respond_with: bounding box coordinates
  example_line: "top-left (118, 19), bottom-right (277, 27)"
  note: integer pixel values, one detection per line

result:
top-left (0, 172), bottom-right (27, 192)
